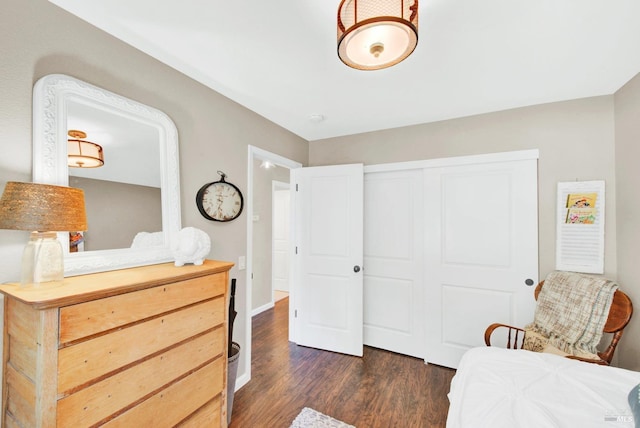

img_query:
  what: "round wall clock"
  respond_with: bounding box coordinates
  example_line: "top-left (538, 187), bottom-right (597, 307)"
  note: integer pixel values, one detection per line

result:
top-left (196, 171), bottom-right (244, 222)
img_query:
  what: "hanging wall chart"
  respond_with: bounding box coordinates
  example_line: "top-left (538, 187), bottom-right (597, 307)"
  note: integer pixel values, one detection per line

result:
top-left (555, 180), bottom-right (605, 274)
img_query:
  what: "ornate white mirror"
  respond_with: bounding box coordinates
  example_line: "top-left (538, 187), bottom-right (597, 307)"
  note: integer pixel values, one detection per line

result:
top-left (33, 74), bottom-right (181, 276)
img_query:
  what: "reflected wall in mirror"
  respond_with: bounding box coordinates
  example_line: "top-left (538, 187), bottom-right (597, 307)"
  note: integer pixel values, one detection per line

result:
top-left (33, 74), bottom-right (181, 276)
top-left (67, 100), bottom-right (162, 251)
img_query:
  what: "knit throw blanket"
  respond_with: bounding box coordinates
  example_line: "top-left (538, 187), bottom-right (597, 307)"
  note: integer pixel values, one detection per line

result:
top-left (526, 271), bottom-right (618, 356)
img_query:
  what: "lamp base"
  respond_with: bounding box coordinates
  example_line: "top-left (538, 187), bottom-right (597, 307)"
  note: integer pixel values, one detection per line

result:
top-left (21, 231), bottom-right (64, 287)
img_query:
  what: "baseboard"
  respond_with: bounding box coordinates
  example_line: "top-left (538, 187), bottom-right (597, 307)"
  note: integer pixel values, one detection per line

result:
top-left (251, 301), bottom-right (274, 317)
top-left (235, 372), bottom-right (250, 392)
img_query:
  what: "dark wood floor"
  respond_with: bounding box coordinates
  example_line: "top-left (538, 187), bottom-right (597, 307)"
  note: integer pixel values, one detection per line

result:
top-left (229, 298), bottom-right (456, 428)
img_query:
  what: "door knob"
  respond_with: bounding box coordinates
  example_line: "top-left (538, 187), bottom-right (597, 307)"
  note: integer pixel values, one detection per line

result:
top-left (525, 278), bottom-right (534, 286)
top-left (353, 265), bottom-right (361, 273)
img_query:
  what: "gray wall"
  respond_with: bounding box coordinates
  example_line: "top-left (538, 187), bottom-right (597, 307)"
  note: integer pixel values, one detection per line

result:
top-left (0, 0), bottom-right (308, 384)
top-left (614, 72), bottom-right (640, 371)
top-left (70, 177), bottom-right (162, 251)
top-left (251, 160), bottom-right (291, 312)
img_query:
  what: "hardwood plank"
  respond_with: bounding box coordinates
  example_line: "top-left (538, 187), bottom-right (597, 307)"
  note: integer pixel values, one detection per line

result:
top-left (6, 298), bottom-right (37, 344)
top-left (5, 365), bottom-right (36, 427)
top-left (4, 414), bottom-right (21, 428)
top-left (7, 337), bottom-right (35, 384)
top-left (60, 274), bottom-right (225, 345)
top-left (6, 299), bottom-right (38, 380)
top-left (34, 307), bottom-right (59, 427)
top-left (229, 298), bottom-right (456, 428)
top-left (4, 300), bottom-right (59, 427)
top-left (58, 297), bottom-right (224, 394)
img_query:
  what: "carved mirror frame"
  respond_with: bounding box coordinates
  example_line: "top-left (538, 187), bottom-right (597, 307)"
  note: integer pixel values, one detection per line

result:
top-left (33, 74), bottom-right (181, 276)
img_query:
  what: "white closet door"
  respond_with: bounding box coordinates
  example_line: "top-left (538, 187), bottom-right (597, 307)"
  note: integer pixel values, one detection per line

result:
top-left (363, 169), bottom-right (424, 358)
top-left (292, 164), bottom-right (364, 357)
top-left (424, 158), bottom-right (539, 368)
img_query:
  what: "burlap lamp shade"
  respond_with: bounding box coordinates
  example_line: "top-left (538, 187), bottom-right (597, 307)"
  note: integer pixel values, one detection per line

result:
top-left (0, 182), bottom-right (87, 285)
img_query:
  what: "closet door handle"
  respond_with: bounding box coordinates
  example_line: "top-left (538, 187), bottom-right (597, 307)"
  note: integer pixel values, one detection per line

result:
top-left (353, 265), bottom-right (361, 273)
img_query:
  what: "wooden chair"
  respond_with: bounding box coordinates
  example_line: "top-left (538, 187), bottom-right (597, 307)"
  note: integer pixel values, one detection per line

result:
top-left (484, 281), bottom-right (633, 365)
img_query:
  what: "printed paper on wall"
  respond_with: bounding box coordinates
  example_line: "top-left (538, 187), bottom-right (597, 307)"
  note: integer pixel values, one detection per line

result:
top-left (556, 181), bottom-right (605, 274)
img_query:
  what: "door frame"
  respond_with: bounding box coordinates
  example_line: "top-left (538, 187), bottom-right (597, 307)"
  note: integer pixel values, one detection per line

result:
top-left (242, 146), bottom-right (302, 391)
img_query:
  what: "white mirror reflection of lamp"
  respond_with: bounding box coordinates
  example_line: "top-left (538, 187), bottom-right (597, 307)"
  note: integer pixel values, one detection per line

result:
top-left (67, 130), bottom-right (104, 168)
top-left (0, 182), bottom-right (87, 286)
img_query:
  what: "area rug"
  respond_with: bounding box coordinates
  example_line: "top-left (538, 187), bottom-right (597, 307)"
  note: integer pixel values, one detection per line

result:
top-left (289, 407), bottom-right (355, 428)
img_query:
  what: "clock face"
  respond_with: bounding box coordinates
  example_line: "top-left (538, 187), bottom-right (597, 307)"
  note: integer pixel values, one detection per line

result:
top-left (196, 181), bottom-right (244, 222)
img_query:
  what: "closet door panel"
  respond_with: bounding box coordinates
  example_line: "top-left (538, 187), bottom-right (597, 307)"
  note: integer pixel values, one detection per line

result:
top-left (424, 158), bottom-right (538, 369)
top-left (363, 170), bottom-right (424, 358)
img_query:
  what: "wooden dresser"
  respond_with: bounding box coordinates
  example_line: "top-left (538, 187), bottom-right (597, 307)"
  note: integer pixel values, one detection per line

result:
top-left (0, 259), bottom-right (234, 427)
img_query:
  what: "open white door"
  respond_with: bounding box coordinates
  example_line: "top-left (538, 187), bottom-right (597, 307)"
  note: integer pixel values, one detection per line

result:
top-left (292, 164), bottom-right (364, 357)
top-left (272, 184), bottom-right (290, 293)
top-left (424, 157), bottom-right (539, 368)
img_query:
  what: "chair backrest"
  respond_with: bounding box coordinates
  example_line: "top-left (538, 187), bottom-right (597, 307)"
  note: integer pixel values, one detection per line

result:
top-left (535, 280), bottom-right (633, 364)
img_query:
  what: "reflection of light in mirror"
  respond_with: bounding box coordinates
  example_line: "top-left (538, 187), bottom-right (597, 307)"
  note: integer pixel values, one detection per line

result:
top-left (66, 100), bottom-right (163, 252)
top-left (67, 130), bottom-right (105, 168)
top-left (67, 100), bottom-right (161, 187)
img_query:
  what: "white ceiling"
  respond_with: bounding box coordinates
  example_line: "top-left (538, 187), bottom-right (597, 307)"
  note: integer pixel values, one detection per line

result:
top-left (50, 0), bottom-right (640, 141)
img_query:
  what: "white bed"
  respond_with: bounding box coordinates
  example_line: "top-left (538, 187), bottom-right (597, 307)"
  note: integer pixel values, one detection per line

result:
top-left (447, 347), bottom-right (640, 428)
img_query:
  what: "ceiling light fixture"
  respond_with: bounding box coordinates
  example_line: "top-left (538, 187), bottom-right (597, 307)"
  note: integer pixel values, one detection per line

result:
top-left (337, 0), bottom-right (418, 71)
top-left (67, 130), bottom-right (104, 168)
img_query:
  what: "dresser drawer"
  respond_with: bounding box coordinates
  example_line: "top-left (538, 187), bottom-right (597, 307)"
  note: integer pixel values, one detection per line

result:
top-left (60, 274), bottom-right (226, 345)
top-left (178, 396), bottom-right (222, 427)
top-left (57, 329), bottom-right (224, 427)
top-left (58, 296), bottom-right (225, 394)
top-left (97, 358), bottom-right (224, 427)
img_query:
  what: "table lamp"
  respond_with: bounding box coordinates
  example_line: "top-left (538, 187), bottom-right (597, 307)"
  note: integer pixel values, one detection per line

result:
top-left (0, 182), bottom-right (87, 286)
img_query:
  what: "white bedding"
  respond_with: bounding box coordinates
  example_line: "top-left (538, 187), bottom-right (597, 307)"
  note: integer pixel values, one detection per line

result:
top-left (447, 347), bottom-right (640, 428)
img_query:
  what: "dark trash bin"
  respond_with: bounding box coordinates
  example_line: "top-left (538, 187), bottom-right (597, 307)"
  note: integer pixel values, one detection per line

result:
top-left (227, 278), bottom-right (239, 425)
top-left (227, 341), bottom-right (240, 425)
